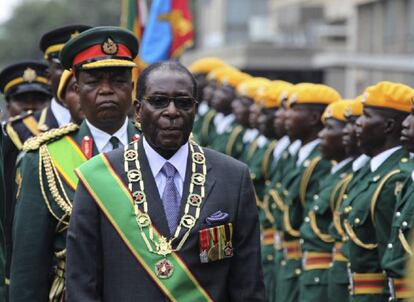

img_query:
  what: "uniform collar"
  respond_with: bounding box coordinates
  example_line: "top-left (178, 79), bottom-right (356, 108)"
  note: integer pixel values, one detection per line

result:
top-left (85, 118), bottom-right (128, 152)
top-left (50, 97), bottom-right (71, 127)
top-left (288, 139), bottom-right (301, 156)
top-left (297, 138), bottom-right (320, 167)
top-left (331, 157), bottom-right (353, 174)
top-left (370, 146), bottom-right (402, 172)
top-left (198, 102), bottom-right (210, 116)
top-left (142, 137), bottom-right (188, 183)
top-left (352, 154), bottom-right (370, 172)
top-left (215, 114), bottom-right (235, 134)
top-left (273, 135), bottom-right (290, 161)
top-left (243, 128), bottom-right (260, 143)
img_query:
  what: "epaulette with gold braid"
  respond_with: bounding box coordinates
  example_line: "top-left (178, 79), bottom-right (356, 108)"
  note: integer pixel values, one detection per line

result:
top-left (23, 123), bottom-right (79, 152)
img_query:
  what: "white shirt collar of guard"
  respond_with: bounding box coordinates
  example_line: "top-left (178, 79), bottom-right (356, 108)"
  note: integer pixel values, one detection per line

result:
top-left (370, 146), bottom-right (401, 172)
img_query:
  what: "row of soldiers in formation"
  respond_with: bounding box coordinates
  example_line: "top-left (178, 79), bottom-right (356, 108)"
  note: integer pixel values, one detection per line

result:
top-left (188, 57), bottom-right (414, 302)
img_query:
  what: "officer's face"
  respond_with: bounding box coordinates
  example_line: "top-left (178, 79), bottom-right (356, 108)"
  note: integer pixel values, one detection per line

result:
top-left (7, 91), bottom-right (50, 117)
top-left (274, 106), bottom-right (287, 138)
top-left (401, 104), bottom-right (414, 152)
top-left (342, 116), bottom-right (360, 157)
top-left (355, 107), bottom-right (387, 156)
top-left (137, 69), bottom-right (196, 156)
top-left (76, 68), bottom-right (132, 131)
top-left (62, 76), bottom-right (83, 125)
top-left (232, 96), bottom-right (252, 128)
top-left (319, 118), bottom-right (346, 161)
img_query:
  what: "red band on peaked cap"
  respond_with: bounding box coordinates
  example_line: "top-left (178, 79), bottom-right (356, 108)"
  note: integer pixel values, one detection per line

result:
top-left (73, 44), bottom-right (132, 66)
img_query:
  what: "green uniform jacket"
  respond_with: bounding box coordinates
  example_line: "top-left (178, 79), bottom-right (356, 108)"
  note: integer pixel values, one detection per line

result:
top-left (9, 121), bottom-right (139, 302)
top-left (381, 158), bottom-right (414, 278)
top-left (0, 131), bottom-right (7, 300)
top-left (198, 109), bottom-right (217, 147)
top-left (341, 148), bottom-right (409, 275)
top-left (210, 121), bottom-right (245, 159)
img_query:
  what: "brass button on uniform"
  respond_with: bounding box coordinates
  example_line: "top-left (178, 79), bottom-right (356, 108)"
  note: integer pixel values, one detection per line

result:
top-left (396, 212), bottom-right (401, 217)
top-left (354, 218), bottom-right (360, 224)
top-left (304, 217), bottom-right (310, 223)
top-left (387, 243), bottom-right (393, 249)
top-left (267, 254), bottom-right (274, 261)
top-left (402, 221), bottom-right (408, 228)
top-left (314, 277), bottom-right (320, 283)
top-left (295, 268), bottom-right (301, 275)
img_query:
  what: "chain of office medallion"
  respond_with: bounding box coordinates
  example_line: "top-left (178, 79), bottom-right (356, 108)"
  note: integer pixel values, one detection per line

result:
top-left (124, 140), bottom-right (206, 256)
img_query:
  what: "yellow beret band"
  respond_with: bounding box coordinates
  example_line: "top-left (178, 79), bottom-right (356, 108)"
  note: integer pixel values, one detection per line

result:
top-left (80, 59), bottom-right (136, 69)
top-left (43, 43), bottom-right (65, 60)
top-left (4, 76), bottom-right (49, 94)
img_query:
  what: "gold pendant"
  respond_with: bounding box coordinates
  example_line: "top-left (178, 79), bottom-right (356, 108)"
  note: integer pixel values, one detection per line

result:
top-left (155, 258), bottom-right (174, 279)
top-left (156, 236), bottom-right (172, 256)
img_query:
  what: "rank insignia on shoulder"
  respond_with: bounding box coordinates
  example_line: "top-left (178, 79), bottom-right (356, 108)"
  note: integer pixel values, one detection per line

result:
top-left (199, 222), bottom-right (233, 263)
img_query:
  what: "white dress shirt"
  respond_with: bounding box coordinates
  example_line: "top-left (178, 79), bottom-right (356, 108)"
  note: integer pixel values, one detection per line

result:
top-left (370, 146), bottom-right (401, 172)
top-left (50, 98), bottom-right (71, 127)
top-left (352, 154), bottom-right (370, 172)
top-left (273, 135), bottom-right (290, 162)
top-left (331, 157), bottom-right (353, 175)
top-left (297, 139), bottom-right (320, 167)
top-left (198, 102), bottom-right (210, 116)
top-left (256, 135), bottom-right (268, 149)
top-left (143, 137), bottom-right (188, 198)
top-left (288, 140), bottom-right (302, 156)
top-left (213, 112), bottom-right (224, 128)
top-left (243, 128), bottom-right (259, 144)
top-left (85, 118), bottom-right (129, 153)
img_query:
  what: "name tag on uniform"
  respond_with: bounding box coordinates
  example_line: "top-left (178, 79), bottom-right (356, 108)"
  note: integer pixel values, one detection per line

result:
top-left (199, 223), bottom-right (233, 263)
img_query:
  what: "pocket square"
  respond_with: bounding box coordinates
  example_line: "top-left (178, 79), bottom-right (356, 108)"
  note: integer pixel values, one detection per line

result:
top-left (205, 210), bottom-right (229, 226)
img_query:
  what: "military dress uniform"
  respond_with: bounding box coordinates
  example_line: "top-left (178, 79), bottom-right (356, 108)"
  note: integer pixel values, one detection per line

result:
top-left (381, 158), bottom-right (414, 301)
top-left (10, 26), bottom-right (140, 302)
top-left (341, 82), bottom-right (414, 302)
top-left (299, 101), bottom-right (356, 302)
top-left (275, 84), bottom-right (340, 302)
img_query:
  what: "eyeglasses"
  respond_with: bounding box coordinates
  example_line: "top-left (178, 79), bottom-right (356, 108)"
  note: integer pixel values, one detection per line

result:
top-left (142, 95), bottom-right (198, 110)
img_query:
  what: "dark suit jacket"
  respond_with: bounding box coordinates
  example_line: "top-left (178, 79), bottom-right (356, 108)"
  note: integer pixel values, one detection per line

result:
top-left (66, 140), bottom-right (265, 301)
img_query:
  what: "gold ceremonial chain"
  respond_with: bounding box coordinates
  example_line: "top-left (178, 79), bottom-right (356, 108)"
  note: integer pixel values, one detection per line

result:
top-left (39, 145), bottom-right (72, 226)
top-left (124, 140), bottom-right (206, 257)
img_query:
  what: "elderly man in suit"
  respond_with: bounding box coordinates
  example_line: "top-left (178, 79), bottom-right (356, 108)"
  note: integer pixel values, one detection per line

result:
top-left (66, 61), bottom-right (265, 301)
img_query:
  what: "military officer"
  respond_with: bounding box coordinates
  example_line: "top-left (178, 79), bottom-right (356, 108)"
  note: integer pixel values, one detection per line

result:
top-left (381, 94), bottom-right (414, 301)
top-left (9, 26), bottom-right (141, 301)
top-left (36, 25), bottom-right (90, 131)
top-left (341, 81), bottom-right (413, 302)
top-left (299, 100), bottom-right (355, 302)
top-left (275, 83), bottom-right (339, 302)
top-left (327, 98), bottom-right (366, 302)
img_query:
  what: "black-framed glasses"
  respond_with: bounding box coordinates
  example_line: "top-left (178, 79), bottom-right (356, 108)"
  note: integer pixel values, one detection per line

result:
top-left (142, 95), bottom-right (198, 110)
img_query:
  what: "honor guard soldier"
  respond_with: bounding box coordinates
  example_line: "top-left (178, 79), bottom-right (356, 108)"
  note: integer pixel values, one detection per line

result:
top-left (208, 69), bottom-right (251, 152)
top-left (66, 60), bottom-right (265, 301)
top-left (254, 80), bottom-right (293, 302)
top-left (381, 95), bottom-right (414, 301)
top-left (341, 82), bottom-right (413, 302)
top-left (36, 24), bottom-right (90, 131)
top-left (275, 83), bottom-right (339, 302)
top-left (188, 57), bottom-right (227, 143)
top-left (327, 98), bottom-right (366, 302)
top-left (56, 70), bottom-right (84, 125)
top-left (9, 26), bottom-right (141, 302)
top-left (299, 100), bottom-right (355, 302)
top-left (198, 66), bottom-right (236, 146)
top-left (0, 130), bottom-right (7, 300)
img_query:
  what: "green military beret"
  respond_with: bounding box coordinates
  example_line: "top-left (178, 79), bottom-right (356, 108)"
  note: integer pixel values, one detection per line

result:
top-left (60, 26), bottom-right (139, 71)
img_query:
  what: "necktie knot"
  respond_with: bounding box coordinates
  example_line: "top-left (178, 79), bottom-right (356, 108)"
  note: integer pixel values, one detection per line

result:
top-left (161, 162), bottom-right (176, 178)
top-left (109, 136), bottom-right (120, 150)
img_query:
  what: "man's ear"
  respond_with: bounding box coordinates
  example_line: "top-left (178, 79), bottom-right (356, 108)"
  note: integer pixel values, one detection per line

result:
top-left (134, 99), bottom-right (142, 123)
top-left (74, 82), bottom-right (79, 94)
top-left (384, 118), bottom-right (396, 134)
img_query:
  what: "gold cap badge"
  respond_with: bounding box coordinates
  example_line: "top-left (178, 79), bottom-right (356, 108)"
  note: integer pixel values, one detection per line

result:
top-left (102, 37), bottom-right (118, 55)
top-left (23, 68), bottom-right (37, 82)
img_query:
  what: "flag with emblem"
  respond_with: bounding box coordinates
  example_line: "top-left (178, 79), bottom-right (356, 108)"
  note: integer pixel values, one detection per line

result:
top-left (139, 0), bottom-right (194, 64)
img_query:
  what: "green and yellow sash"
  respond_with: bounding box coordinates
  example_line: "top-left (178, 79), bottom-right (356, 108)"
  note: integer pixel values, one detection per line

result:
top-left (76, 153), bottom-right (212, 302)
top-left (47, 136), bottom-right (87, 190)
